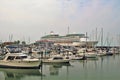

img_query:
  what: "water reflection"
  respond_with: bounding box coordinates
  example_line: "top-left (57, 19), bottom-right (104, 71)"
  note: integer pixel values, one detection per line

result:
top-left (0, 55), bottom-right (120, 80)
top-left (43, 63), bottom-right (71, 76)
top-left (0, 68), bottom-right (43, 80)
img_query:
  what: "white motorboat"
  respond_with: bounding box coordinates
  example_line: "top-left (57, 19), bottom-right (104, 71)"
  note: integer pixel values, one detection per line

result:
top-left (97, 49), bottom-right (106, 56)
top-left (0, 53), bottom-right (41, 69)
top-left (78, 48), bottom-right (97, 59)
top-left (63, 51), bottom-right (86, 60)
top-left (42, 55), bottom-right (70, 63)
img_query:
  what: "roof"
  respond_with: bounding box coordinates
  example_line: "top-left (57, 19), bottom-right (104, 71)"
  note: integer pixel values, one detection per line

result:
top-left (41, 33), bottom-right (85, 39)
top-left (6, 53), bottom-right (27, 56)
top-left (41, 34), bottom-right (60, 38)
top-left (66, 34), bottom-right (85, 37)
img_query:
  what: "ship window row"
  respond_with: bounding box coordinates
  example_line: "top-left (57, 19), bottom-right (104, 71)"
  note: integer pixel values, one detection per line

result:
top-left (7, 56), bottom-right (27, 60)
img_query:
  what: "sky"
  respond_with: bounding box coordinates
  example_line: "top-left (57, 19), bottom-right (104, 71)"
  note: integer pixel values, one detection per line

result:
top-left (0, 0), bottom-right (120, 45)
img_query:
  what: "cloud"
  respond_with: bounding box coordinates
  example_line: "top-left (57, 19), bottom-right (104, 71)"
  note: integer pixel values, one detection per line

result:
top-left (0, 0), bottom-right (120, 44)
top-left (55, 0), bottom-right (120, 32)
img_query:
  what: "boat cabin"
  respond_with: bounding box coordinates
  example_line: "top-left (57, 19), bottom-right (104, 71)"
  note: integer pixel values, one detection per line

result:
top-left (52, 56), bottom-right (63, 60)
top-left (3, 53), bottom-right (28, 61)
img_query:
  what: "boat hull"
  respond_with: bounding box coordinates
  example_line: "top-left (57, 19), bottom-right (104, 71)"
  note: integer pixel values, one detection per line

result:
top-left (0, 60), bottom-right (41, 69)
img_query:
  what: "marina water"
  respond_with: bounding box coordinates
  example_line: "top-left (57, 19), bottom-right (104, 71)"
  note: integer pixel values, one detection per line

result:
top-left (0, 54), bottom-right (120, 80)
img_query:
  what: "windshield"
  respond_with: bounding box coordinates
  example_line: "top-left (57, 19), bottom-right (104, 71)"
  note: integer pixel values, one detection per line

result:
top-left (6, 46), bottom-right (22, 53)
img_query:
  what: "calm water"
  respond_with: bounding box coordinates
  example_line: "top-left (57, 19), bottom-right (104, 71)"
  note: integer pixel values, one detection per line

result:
top-left (0, 55), bottom-right (120, 80)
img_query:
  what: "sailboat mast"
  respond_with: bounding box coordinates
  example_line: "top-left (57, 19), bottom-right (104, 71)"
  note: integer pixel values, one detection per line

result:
top-left (101, 28), bottom-right (103, 46)
top-left (9, 34), bottom-right (13, 42)
top-left (86, 32), bottom-right (88, 47)
top-left (68, 26), bottom-right (69, 34)
top-left (96, 28), bottom-right (97, 41)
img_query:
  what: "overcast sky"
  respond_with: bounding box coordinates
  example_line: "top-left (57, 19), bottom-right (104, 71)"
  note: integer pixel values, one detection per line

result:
top-left (0, 0), bottom-right (120, 44)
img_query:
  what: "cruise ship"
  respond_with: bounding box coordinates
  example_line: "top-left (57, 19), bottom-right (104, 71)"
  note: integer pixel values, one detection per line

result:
top-left (36, 32), bottom-right (98, 47)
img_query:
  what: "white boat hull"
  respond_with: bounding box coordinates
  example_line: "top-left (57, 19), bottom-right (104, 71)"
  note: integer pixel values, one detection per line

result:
top-left (0, 60), bottom-right (41, 69)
